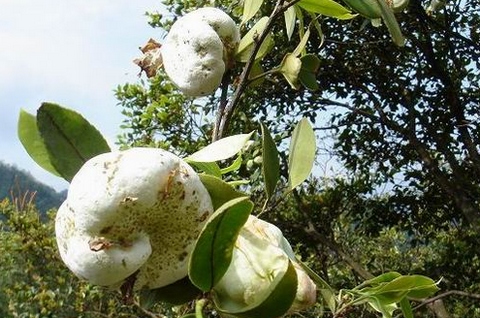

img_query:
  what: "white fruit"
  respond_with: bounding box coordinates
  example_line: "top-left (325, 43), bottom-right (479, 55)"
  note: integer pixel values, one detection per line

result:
top-left (213, 216), bottom-right (317, 314)
top-left (55, 147), bottom-right (213, 290)
top-left (161, 7), bottom-right (240, 96)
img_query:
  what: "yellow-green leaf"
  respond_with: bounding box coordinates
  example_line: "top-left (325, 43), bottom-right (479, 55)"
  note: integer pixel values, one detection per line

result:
top-left (279, 53), bottom-right (302, 89)
top-left (17, 109), bottom-right (60, 177)
top-left (284, 5), bottom-right (296, 40)
top-left (236, 17), bottom-right (274, 62)
top-left (241, 0), bottom-right (264, 26)
top-left (187, 133), bottom-right (253, 162)
top-left (288, 118), bottom-right (316, 190)
top-left (376, 0), bottom-right (405, 46)
top-left (297, 0), bottom-right (356, 19)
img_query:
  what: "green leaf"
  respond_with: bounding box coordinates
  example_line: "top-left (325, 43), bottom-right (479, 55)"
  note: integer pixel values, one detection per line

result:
top-left (279, 53), bottom-right (302, 89)
top-left (260, 123), bottom-right (280, 200)
top-left (284, 5), bottom-right (296, 40)
top-left (357, 272), bottom-right (402, 289)
top-left (376, 0), bottom-right (405, 46)
top-left (288, 118), bottom-right (316, 190)
top-left (399, 298), bottom-right (414, 318)
top-left (320, 288), bottom-right (337, 313)
top-left (236, 17), bottom-right (274, 62)
top-left (215, 260), bottom-right (298, 318)
top-left (188, 161), bottom-right (222, 178)
top-left (220, 155), bottom-right (243, 175)
top-left (297, 0), bottom-right (356, 19)
top-left (292, 27), bottom-right (311, 57)
top-left (186, 133), bottom-right (253, 162)
top-left (361, 275), bottom-right (439, 305)
top-left (139, 276), bottom-right (201, 307)
top-left (199, 174), bottom-right (246, 210)
top-left (227, 179), bottom-right (250, 187)
top-left (241, 0), bottom-right (264, 26)
top-left (341, 0), bottom-right (381, 18)
top-left (299, 54), bottom-right (321, 91)
top-left (367, 296), bottom-right (397, 318)
top-left (36, 103), bottom-right (111, 182)
top-left (17, 109), bottom-right (60, 177)
top-left (189, 197), bottom-right (253, 291)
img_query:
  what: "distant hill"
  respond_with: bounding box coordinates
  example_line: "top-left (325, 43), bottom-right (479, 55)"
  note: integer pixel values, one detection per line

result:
top-left (0, 161), bottom-right (66, 215)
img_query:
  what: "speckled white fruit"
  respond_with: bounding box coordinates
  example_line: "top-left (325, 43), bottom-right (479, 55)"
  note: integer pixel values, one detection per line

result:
top-left (161, 7), bottom-right (240, 96)
top-left (55, 147), bottom-right (213, 290)
top-left (213, 216), bottom-right (317, 313)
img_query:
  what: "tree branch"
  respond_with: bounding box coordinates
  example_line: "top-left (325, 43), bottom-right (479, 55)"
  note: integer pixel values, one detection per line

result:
top-left (413, 290), bottom-right (480, 312)
top-left (213, 0), bottom-right (300, 140)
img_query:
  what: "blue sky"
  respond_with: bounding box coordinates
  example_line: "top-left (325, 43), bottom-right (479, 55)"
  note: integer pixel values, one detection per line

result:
top-left (0, 0), bottom-right (164, 191)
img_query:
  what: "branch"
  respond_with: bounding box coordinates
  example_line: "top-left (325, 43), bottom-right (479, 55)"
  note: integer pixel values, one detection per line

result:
top-left (213, 0), bottom-right (300, 140)
top-left (413, 290), bottom-right (480, 311)
top-left (212, 70), bottom-right (232, 141)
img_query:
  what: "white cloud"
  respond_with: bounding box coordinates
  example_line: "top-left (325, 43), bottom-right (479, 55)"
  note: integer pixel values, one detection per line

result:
top-left (0, 0), bottom-right (165, 191)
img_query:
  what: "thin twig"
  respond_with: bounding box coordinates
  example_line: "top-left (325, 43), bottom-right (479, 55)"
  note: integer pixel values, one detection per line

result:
top-left (213, 70), bottom-right (232, 141)
top-left (214, 0), bottom-right (300, 140)
top-left (412, 290), bottom-right (480, 311)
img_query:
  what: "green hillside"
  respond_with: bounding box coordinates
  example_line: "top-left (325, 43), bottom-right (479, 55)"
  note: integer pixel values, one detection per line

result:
top-left (0, 161), bottom-right (66, 215)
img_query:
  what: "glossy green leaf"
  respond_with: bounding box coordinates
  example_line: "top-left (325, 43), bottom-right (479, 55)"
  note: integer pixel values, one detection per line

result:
top-left (220, 155), bottom-right (243, 175)
top-left (362, 275), bottom-right (439, 305)
top-left (376, 0), bottom-right (405, 46)
top-left (36, 103), bottom-right (110, 182)
top-left (139, 276), bottom-right (201, 307)
top-left (189, 197), bottom-right (253, 291)
top-left (357, 271), bottom-right (402, 289)
top-left (236, 17), bottom-right (274, 62)
top-left (299, 54), bottom-right (321, 91)
top-left (279, 53), bottom-right (302, 89)
top-left (260, 123), bottom-right (280, 200)
top-left (17, 109), bottom-right (60, 177)
top-left (186, 133), bottom-right (253, 162)
top-left (215, 260), bottom-right (298, 318)
top-left (405, 276), bottom-right (440, 299)
top-left (297, 0), bottom-right (356, 19)
top-left (199, 174), bottom-right (246, 210)
top-left (288, 118), bottom-right (316, 190)
top-left (241, 0), bottom-right (264, 25)
top-left (284, 5), bottom-right (296, 40)
top-left (399, 298), bottom-right (414, 318)
top-left (187, 161), bottom-right (222, 178)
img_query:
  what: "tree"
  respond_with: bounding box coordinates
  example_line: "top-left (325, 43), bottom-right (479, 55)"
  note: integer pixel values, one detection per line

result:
top-left (16, 0), bottom-right (480, 317)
